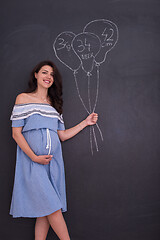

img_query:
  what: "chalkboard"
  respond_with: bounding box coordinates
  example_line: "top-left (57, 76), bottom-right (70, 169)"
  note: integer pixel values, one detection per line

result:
top-left (1, 0), bottom-right (160, 240)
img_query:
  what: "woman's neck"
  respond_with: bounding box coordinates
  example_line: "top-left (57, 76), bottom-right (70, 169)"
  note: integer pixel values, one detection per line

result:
top-left (34, 86), bottom-right (49, 102)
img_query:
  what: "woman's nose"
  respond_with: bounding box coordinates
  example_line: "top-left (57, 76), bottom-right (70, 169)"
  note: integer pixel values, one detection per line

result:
top-left (47, 74), bottom-right (51, 79)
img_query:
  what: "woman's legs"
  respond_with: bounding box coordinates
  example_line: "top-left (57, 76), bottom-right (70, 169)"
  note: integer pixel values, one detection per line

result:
top-left (35, 216), bottom-right (50, 240)
top-left (47, 209), bottom-right (70, 240)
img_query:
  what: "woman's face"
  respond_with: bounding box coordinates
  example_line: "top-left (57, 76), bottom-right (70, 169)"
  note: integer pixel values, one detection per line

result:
top-left (35, 65), bottom-right (54, 89)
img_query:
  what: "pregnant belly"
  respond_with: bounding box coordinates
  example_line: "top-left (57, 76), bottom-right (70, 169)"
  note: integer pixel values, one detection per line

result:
top-left (23, 128), bottom-right (60, 156)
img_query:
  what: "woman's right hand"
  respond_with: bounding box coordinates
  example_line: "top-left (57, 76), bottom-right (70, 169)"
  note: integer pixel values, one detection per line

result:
top-left (12, 126), bottom-right (53, 165)
top-left (32, 155), bottom-right (53, 165)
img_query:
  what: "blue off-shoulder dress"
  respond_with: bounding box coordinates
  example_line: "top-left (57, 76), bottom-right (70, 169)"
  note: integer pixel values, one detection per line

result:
top-left (9, 103), bottom-right (67, 218)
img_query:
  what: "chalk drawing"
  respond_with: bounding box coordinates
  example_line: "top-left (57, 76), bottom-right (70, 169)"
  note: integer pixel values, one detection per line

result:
top-left (83, 19), bottom-right (119, 64)
top-left (53, 19), bottom-right (119, 155)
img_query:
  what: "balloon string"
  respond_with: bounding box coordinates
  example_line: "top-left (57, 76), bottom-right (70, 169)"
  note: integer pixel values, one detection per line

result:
top-left (73, 70), bottom-right (103, 153)
top-left (88, 73), bottom-right (92, 113)
top-left (95, 122), bottom-right (103, 141)
top-left (94, 64), bottom-right (104, 141)
top-left (74, 71), bottom-right (90, 115)
top-left (92, 126), bottom-right (99, 151)
top-left (90, 126), bottom-right (93, 155)
top-left (88, 73), bottom-right (99, 153)
top-left (92, 64), bottom-right (100, 113)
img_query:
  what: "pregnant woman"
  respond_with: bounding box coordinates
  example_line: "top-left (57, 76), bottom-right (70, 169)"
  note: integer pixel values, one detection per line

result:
top-left (9, 60), bottom-right (98, 240)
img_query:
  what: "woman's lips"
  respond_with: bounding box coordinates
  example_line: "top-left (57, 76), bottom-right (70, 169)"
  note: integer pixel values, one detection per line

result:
top-left (43, 80), bottom-right (51, 84)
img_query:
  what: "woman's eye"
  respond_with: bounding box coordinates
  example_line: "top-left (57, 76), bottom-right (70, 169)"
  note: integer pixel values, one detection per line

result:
top-left (42, 72), bottom-right (47, 74)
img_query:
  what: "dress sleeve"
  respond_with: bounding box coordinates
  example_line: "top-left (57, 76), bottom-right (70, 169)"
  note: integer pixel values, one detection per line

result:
top-left (10, 105), bottom-right (25, 127)
top-left (57, 114), bottom-right (65, 131)
top-left (11, 119), bottom-right (25, 127)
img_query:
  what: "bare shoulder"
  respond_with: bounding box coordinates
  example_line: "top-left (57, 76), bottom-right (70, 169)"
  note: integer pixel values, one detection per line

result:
top-left (15, 93), bottom-right (31, 104)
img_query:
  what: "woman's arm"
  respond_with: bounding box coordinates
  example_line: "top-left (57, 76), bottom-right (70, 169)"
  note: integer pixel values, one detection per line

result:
top-left (12, 127), bottom-right (52, 165)
top-left (12, 93), bottom-right (52, 165)
top-left (57, 112), bottom-right (98, 141)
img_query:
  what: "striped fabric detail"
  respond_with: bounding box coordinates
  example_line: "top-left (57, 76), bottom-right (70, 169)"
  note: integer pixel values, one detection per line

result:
top-left (10, 103), bottom-right (64, 123)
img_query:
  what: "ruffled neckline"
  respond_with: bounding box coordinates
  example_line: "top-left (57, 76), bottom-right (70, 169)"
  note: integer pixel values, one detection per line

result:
top-left (15, 103), bottom-right (51, 107)
top-left (11, 103), bottom-right (64, 123)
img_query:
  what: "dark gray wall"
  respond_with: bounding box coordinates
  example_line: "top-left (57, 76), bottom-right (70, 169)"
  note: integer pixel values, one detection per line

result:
top-left (1, 0), bottom-right (160, 239)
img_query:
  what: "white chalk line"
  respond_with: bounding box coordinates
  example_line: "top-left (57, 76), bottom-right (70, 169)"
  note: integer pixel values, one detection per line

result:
top-left (88, 73), bottom-right (92, 113)
top-left (90, 126), bottom-right (93, 155)
top-left (53, 19), bottom-right (119, 154)
top-left (73, 68), bottom-right (103, 154)
top-left (83, 19), bottom-right (119, 64)
top-left (73, 71), bottom-right (90, 114)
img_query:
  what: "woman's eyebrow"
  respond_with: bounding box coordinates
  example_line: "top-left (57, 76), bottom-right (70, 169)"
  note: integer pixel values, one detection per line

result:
top-left (42, 69), bottom-right (54, 74)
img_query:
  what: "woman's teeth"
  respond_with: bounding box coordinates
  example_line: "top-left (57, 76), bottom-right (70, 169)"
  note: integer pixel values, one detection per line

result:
top-left (43, 80), bottom-right (50, 84)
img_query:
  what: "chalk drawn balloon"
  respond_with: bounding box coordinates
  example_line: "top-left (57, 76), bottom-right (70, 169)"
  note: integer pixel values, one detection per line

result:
top-left (53, 20), bottom-right (119, 155)
top-left (53, 31), bottom-right (81, 71)
top-left (83, 19), bottom-right (119, 64)
top-left (72, 32), bottom-right (101, 73)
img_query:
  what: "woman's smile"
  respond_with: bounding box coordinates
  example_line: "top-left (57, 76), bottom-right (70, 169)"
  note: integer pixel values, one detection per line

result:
top-left (43, 79), bottom-right (52, 84)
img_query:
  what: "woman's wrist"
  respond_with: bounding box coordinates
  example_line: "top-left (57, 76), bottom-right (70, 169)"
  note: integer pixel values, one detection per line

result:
top-left (79, 120), bottom-right (88, 130)
top-left (31, 153), bottom-right (38, 162)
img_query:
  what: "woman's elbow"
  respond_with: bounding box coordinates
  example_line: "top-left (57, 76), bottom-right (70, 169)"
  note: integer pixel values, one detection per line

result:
top-left (12, 130), bottom-right (15, 139)
top-left (12, 129), bottom-right (21, 140)
top-left (60, 136), bottom-right (66, 142)
top-left (12, 131), bottom-right (17, 140)
top-left (58, 131), bottom-right (67, 142)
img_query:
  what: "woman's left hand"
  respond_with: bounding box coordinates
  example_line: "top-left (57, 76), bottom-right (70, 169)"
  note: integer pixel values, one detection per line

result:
top-left (85, 112), bottom-right (98, 126)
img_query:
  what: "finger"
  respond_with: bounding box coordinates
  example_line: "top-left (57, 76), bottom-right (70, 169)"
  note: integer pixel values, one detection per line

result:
top-left (44, 155), bottom-right (53, 158)
top-left (46, 157), bottom-right (52, 160)
top-left (44, 162), bottom-right (49, 165)
top-left (45, 158), bottom-right (52, 162)
top-left (45, 159), bottom-right (50, 164)
top-left (93, 116), bottom-right (98, 120)
top-left (93, 115), bottom-right (98, 118)
top-left (93, 118), bottom-right (98, 123)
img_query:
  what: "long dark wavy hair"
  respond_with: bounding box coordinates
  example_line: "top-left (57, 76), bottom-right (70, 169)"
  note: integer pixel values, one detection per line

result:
top-left (25, 60), bottom-right (63, 114)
